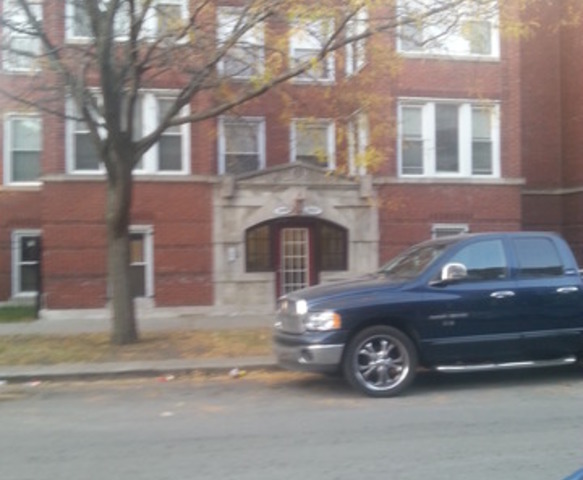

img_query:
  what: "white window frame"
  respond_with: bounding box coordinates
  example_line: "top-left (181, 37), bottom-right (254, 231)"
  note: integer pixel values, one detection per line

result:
top-left (217, 116), bottom-right (266, 175)
top-left (66, 95), bottom-right (106, 174)
top-left (129, 225), bottom-right (154, 298)
top-left (11, 229), bottom-right (41, 298)
top-left (66, 92), bottom-right (190, 175)
top-left (134, 93), bottom-right (191, 175)
top-left (3, 113), bottom-right (42, 186)
top-left (216, 7), bottom-right (265, 80)
top-left (290, 119), bottom-right (336, 169)
top-left (2, 0), bottom-right (42, 72)
top-left (347, 111), bottom-right (369, 176)
top-left (398, 99), bottom-right (500, 179)
top-left (290, 19), bottom-right (335, 84)
top-left (432, 223), bottom-right (469, 239)
top-left (345, 8), bottom-right (368, 76)
top-left (141, 0), bottom-right (190, 43)
top-left (65, 0), bottom-right (131, 42)
top-left (397, 0), bottom-right (500, 59)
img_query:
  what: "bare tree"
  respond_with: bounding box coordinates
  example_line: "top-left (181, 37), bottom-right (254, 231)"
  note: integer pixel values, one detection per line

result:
top-left (0, 0), bottom-right (501, 344)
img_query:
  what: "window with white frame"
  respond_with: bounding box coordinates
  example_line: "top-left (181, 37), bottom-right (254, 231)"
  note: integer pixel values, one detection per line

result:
top-left (218, 117), bottom-right (265, 175)
top-left (292, 120), bottom-right (335, 168)
top-left (217, 7), bottom-right (264, 79)
top-left (432, 224), bottom-right (469, 239)
top-left (398, 0), bottom-right (499, 58)
top-left (139, 0), bottom-right (189, 42)
top-left (290, 19), bottom-right (335, 83)
top-left (2, 0), bottom-right (42, 72)
top-left (129, 227), bottom-right (153, 298)
top-left (67, 93), bottom-right (189, 174)
top-left (12, 230), bottom-right (41, 297)
top-left (399, 100), bottom-right (499, 178)
top-left (345, 8), bottom-right (367, 76)
top-left (66, 0), bottom-right (131, 40)
top-left (347, 112), bottom-right (369, 175)
top-left (4, 115), bottom-right (42, 184)
top-left (69, 105), bottom-right (102, 173)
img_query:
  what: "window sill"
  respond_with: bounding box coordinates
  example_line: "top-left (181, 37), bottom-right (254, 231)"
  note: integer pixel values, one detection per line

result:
top-left (1, 183), bottom-right (42, 192)
top-left (398, 52), bottom-right (500, 63)
top-left (291, 78), bottom-right (336, 86)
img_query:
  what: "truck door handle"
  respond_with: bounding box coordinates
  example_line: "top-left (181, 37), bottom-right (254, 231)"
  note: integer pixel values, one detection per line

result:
top-left (557, 286), bottom-right (579, 294)
top-left (490, 291), bottom-right (515, 299)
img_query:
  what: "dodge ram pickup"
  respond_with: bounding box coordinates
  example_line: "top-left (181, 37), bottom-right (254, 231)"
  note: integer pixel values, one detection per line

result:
top-left (273, 232), bottom-right (583, 397)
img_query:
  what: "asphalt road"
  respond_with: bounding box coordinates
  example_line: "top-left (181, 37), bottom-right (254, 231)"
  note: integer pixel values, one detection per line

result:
top-left (1, 366), bottom-right (582, 480)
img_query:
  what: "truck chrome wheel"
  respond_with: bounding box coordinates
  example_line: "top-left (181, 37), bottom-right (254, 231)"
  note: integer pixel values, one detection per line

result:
top-left (343, 326), bottom-right (418, 397)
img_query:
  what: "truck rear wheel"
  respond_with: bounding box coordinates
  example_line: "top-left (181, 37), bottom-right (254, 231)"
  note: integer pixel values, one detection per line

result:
top-left (343, 325), bottom-right (418, 397)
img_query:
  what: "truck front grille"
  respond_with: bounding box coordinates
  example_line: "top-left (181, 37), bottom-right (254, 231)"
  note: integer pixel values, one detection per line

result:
top-left (276, 299), bottom-right (305, 334)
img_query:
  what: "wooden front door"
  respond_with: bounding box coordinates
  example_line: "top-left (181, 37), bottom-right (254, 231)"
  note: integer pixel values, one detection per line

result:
top-left (277, 227), bottom-right (313, 296)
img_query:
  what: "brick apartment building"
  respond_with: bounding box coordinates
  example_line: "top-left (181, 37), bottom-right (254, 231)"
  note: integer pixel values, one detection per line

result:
top-left (0, 0), bottom-right (579, 315)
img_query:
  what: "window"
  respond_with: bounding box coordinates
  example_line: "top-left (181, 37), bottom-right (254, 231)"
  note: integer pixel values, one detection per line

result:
top-left (432, 224), bottom-right (469, 239)
top-left (347, 112), bottom-right (369, 175)
top-left (290, 19), bottom-right (335, 83)
top-left (129, 227), bottom-right (153, 298)
top-left (244, 221), bottom-right (348, 274)
top-left (143, 0), bottom-right (189, 41)
top-left (319, 224), bottom-right (347, 271)
top-left (345, 8), bottom-right (367, 76)
top-left (66, 0), bottom-right (131, 40)
top-left (513, 238), bottom-right (564, 278)
top-left (218, 117), bottom-right (265, 175)
top-left (156, 98), bottom-right (184, 171)
top-left (4, 115), bottom-right (42, 184)
top-left (472, 107), bottom-right (494, 175)
top-left (217, 8), bottom-right (264, 79)
top-left (67, 93), bottom-right (189, 174)
top-left (399, 100), bottom-right (500, 178)
top-left (70, 107), bottom-right (102, 173)
top-left (12, 230), bottom-right (41, 297)
top-left (291, 120), bottom-right (335, 168)
top-left (2, 0), bottom-right (42, 72)
top-left (448, 240), bottom-right (507, 281)
top-left (246, 225), bottom-right (272, 272)
top-left (397, 0), bottom-right (499, 58)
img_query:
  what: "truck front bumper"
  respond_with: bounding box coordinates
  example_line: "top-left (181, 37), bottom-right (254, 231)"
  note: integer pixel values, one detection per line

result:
top-left (273, 330), bottom-right (347, 373)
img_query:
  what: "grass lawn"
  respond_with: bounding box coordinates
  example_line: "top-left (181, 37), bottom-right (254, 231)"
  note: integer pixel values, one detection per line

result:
top-left (0, 328), bottom-right (272, 366)
top-left (0, 306), bottom-right (37, 323)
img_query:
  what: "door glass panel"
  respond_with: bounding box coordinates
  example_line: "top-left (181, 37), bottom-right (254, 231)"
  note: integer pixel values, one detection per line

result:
top-left (513, 238), bottom-right (564, 277)
top-left (448, 239), bottom-right (507, 281)
top-left (281, 228), bottom-right (309, 295)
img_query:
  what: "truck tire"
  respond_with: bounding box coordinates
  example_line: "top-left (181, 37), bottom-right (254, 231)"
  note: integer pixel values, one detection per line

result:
top-left (343, 325), bottom-right (418, 398)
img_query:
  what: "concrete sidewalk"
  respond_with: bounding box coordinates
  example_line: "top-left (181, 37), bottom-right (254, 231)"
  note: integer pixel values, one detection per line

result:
top-left (0, 308), bottom-right (278, 383)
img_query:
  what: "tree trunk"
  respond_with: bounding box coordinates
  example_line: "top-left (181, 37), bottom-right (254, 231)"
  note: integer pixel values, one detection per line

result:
top-left (106, 155), bottom-right (138, 345)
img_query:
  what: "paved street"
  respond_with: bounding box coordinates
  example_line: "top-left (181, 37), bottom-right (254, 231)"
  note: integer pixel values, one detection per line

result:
top-left (1, 366), bottom-right (582, 480)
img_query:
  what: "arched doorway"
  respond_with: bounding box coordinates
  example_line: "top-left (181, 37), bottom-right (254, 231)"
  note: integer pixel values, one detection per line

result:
top-left (245, 218), bottom-right (347, 297)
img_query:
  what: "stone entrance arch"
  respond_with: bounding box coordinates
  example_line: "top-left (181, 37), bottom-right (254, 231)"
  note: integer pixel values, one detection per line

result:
top-left (213, 163), bottom-right (378, 309)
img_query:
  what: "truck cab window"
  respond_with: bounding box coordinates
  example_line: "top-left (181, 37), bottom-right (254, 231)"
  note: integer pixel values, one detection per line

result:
top-left (513, 238), bottom-right (564, 277)
top-left (448, 239), bottom-right (507, 281)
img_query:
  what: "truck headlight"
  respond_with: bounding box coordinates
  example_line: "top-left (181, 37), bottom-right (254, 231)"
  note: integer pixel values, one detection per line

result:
top-left (303, 311), bottom-right (342, 331)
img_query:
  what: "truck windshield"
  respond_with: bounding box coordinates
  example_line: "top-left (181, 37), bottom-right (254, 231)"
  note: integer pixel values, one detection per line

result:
top-left (378, 243), bottom-right (449, 279)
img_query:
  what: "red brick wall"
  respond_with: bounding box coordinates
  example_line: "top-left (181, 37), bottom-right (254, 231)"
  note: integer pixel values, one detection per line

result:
top-left (377, 184), bottom-right (522, 263)
top-left (519, 1), bottom-right (563, 190)
top-left (40, 180), bottom-right (213, 308)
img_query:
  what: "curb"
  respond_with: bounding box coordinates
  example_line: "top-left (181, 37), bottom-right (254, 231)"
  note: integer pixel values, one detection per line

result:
top-left (0, 357), bottom-right (279, 384)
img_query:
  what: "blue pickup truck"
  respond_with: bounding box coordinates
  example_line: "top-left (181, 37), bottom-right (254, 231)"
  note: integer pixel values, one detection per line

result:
top-left (273, 232), bottom-right (583, 397)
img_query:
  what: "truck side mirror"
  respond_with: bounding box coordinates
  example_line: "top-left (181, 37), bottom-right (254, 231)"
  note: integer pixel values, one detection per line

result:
top-left (441, 262), bottom-right (468, 282)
